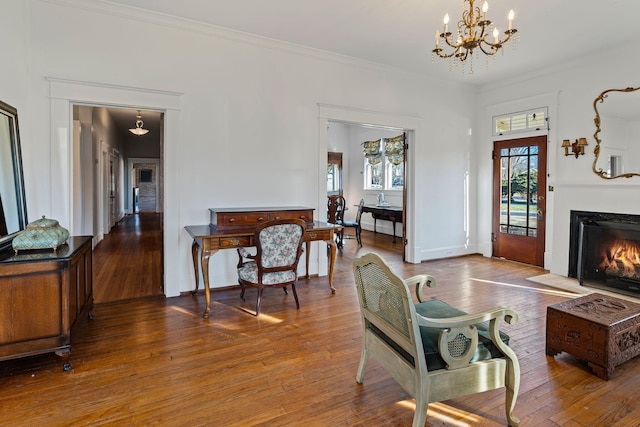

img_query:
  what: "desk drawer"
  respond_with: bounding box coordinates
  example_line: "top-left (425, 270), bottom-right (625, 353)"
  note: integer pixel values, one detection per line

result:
top-left (218, 237), bottom-right (252, 249)
top-left (304, 229), bottom-right (332, 242)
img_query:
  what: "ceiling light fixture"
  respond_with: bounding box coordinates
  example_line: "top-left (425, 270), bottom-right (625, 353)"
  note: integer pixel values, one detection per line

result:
top-left (129, 110), bottom-right (149, 136)
top-left (432, 0), bottom-right (518, 74)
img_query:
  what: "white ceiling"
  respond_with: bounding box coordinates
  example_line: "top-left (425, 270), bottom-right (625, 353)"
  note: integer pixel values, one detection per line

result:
top-left (104, 0), bottom-right (640, 86)
top-left (102, 0), bottom-right (640, 132)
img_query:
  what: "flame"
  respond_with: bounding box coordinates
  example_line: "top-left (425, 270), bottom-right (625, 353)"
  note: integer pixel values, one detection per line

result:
top-left (598, 239), bottom-right (640, 280)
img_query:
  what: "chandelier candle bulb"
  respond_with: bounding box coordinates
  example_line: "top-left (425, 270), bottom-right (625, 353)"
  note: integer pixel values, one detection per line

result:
top-left (482, 1), bottom-right (488, 17)
top-left (435, 30), bottom-right (440, 47)
top-left (508, 10), bottom-right (514, 30)
top-left (444, 14), bottom-right (449, 33)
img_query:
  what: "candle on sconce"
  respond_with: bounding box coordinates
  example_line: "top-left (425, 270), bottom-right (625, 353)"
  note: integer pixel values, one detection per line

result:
top-left (508, 10), bottom-right (514, 30)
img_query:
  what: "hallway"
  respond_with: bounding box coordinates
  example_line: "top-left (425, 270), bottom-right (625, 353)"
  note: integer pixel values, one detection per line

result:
top-left (92, 213), bottom-right (164, 303)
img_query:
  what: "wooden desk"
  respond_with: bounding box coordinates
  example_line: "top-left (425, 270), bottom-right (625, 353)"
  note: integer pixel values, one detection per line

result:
top-left (185, 217), bottom-right (341, 319)
top-left (362, 204), bottom-right (403, 243)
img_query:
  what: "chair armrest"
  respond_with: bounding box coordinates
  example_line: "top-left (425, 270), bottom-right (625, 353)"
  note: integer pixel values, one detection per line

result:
top-left (416, 306), bottom-right (519, 369)
top-left (405, 274), bottom-right (436, 303)
top-left (416, 306), bottom-right (518, 329)
top-left (236, 248), bottom-right (256, 269)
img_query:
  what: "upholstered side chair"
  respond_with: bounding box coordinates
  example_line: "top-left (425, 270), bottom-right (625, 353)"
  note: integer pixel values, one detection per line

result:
top-left (237, 218), bottom-right (306, 315)
top-left (352, 253), bottom-right (520, 426)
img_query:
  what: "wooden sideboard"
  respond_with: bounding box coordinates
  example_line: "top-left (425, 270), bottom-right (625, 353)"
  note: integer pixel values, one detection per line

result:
top-left (0, 236), bottom-right (93, 371)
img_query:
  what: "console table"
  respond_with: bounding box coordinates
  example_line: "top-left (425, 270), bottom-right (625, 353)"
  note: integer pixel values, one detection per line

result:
top-left (0, 236), bottom-right (93, 370)
top-left (185, 207), bottom-right (341, 319)
top-left (362, 204), bottom-right (403, 243)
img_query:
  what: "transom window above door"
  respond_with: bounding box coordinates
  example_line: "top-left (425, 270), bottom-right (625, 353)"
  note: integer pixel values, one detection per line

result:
top-left (494, 108), bottom-right (548, 136)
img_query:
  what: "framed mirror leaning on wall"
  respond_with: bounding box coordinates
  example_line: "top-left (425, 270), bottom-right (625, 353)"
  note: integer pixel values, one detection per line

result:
top-left (0, 100), bottom-right (28, 253)
top-left (593, 86), bottom-right (640, 179)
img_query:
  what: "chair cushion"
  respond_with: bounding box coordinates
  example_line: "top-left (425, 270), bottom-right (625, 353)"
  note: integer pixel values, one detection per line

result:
top-left (414, 299), bottom-right (510, 371)
top-left (238, 261), bottom-right (296, 285)
top-left (367, 298), bottom-right (510, 371)
top-left (342, 220), bottom-right (358, 227)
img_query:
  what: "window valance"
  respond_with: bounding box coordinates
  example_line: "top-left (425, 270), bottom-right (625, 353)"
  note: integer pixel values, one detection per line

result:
top-left (362, 139), bottom-right (382, 165)
top-left (385, 134), bottom-right (404, 165)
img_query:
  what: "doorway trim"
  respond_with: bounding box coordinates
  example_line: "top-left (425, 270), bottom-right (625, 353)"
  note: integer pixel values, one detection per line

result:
top-left (47, 78), bottom-right (183, 297)
top-left (318, 104), bottom-right (422, 263)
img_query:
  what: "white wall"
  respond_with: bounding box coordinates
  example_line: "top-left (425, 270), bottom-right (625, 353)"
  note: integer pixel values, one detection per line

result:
top-left (475, 41), bottom-right (640, 277)
top-left (4, 0), bottom-right (478, 296)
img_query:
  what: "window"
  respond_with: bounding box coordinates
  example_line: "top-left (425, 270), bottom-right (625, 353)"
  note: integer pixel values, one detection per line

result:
top-left (494, 108), bottom-right (548, 136)
top-left (363, 134), bottom-right (404, 190)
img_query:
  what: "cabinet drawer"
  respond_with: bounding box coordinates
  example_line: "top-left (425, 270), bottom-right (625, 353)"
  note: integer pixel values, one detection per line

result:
top-left (269, 210), bottom-right (314, 223)
top-left (218, 212), bottom-right (269, 229)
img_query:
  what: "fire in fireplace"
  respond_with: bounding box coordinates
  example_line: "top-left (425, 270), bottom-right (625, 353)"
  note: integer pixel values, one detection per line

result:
top-left (569, 211), bottom-right (640, 297)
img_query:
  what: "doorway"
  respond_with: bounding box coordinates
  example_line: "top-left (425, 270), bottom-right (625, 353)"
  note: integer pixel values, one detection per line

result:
top-left (73, 104), bottom-right (164, 302)
top-left (492, 136), bottom-right (547, 266)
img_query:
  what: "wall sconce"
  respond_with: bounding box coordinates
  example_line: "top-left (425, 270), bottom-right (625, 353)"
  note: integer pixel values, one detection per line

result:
top-left (562, 138), bottom-right (588, 158)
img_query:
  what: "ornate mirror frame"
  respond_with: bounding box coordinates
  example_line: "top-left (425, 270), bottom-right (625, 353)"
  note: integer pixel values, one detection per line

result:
top-left (593, 86), bottom-right (640, 179)
top-left (0, 100), bottom-right (28, 253)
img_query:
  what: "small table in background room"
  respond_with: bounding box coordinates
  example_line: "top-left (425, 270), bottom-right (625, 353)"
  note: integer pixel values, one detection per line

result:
top-left (361, 204), bottom-right (403, 243)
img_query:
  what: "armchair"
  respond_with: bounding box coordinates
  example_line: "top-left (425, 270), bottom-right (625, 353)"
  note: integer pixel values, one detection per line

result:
top-left (237, 219), bottom-right (306, 315)
top-left (352, 253), bottom-right (520, 426)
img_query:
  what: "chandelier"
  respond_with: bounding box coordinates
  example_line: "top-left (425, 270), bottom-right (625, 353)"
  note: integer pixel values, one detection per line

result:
top-left (432, 0), bottom-right (518, 73)
top-left (129, 110), bottom-right (149, 136)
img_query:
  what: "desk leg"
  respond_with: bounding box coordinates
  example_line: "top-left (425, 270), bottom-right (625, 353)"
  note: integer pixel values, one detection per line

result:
top-left (326, 238), bottom-right (337, 294)
top-left (190, 240), bottom-right (200, 295)
top-left (392, 219), bottom-right (397, 243)
top-left (201, 248), bottom-right (216, 319)
top-left (305, 241), bottom-right (311, 279)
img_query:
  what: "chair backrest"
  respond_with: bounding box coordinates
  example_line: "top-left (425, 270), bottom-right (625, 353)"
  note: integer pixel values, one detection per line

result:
top-left (327, 195), bottom-right (346, 224)
top-left (255, 218), bottom-right (306, 273)
top-left (354, 198), bottom-right (365, 223)
top-left (352, 252), bottom-right (423, 366)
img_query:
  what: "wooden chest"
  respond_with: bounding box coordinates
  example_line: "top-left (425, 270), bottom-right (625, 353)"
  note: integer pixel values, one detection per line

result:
top-left (209, 207), bottom-right (314, 231)
top-left (546, 293), bottom-right (640, 380)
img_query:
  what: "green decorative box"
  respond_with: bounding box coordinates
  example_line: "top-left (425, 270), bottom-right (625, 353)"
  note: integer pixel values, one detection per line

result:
top-left (12, 216), bottom-right (70, 254)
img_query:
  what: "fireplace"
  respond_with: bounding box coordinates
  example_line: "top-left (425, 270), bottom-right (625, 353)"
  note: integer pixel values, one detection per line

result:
top-left (569, 211), bottom-right (640, 297)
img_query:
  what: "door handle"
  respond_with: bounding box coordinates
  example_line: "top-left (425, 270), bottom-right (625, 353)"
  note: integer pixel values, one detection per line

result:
top-left (537, 209), bottom-right (544, 221)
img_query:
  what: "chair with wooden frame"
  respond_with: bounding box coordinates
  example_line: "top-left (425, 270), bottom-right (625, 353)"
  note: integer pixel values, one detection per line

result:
top-left (327, 195), bottom-right (346, 248)
top-left (342, 198), bottom-right (364, 247)
top-left (352, 253), bottom-right (520, 426)
top-left (236, 218), bottom-right (306, 315)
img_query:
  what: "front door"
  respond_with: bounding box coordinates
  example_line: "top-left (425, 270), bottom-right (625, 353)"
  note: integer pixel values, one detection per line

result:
top-left (492, 136), bottom-right (547, 266)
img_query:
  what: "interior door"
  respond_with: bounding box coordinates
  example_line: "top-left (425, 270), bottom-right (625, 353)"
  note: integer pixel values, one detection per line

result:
top-left (492, 136), bottom-right (547, 266)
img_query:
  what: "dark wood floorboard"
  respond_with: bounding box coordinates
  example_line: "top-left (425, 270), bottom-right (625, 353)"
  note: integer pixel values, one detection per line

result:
top-left (2, 221), bottom-right (640, 426)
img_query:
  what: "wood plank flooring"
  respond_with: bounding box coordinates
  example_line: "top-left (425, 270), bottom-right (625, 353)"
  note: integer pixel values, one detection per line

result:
top-left (2, 216), bottom-right (640, 426)
top-left (93, 213), bottom-right (164, 303)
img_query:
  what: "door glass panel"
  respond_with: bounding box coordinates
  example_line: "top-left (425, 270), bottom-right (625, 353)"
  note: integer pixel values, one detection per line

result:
top-left (500, 145), bottom-right (538, 236)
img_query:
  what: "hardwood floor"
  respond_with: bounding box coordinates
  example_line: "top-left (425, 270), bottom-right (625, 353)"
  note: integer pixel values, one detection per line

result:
top-left (2, 224), bottom-right (640, 426)
top-left (93, 213), bottom-right (164, 303)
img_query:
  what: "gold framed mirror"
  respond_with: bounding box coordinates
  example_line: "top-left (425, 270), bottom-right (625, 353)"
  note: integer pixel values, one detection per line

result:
top-left (593, 86), bottom-right (640, 179)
